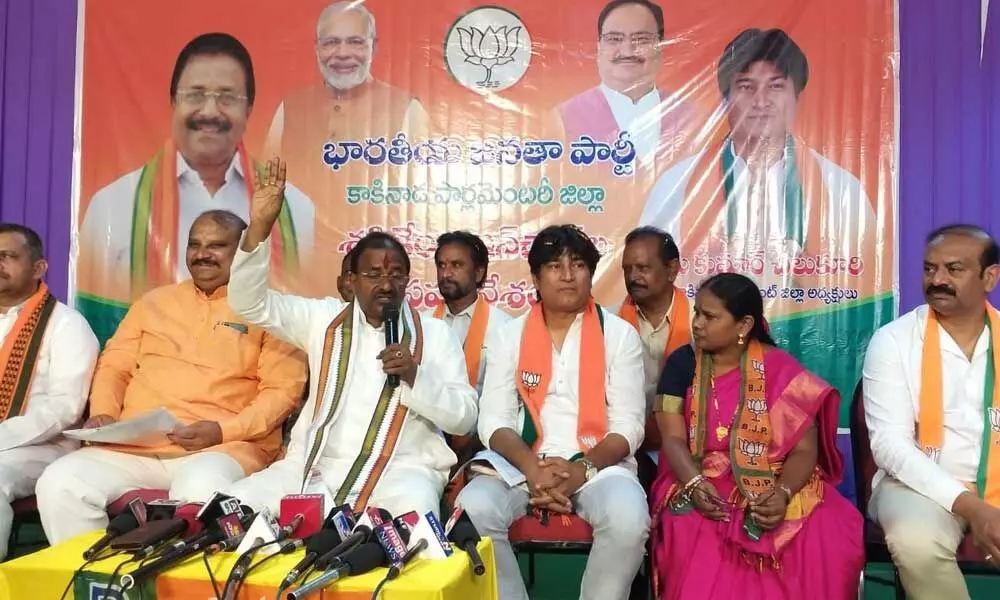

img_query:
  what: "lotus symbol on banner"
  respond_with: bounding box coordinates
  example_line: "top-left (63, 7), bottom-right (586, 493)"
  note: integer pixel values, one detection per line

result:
top-left (444, 7), bottom-right (532, 93)
top-left (457, 26), bottom-right (521, 88)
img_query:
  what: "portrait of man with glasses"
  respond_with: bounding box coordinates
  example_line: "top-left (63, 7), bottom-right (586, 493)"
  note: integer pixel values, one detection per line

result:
top-left (77, 32), bottom-right (315, 345)
top-left (550, 0), bottom-right (692, 171)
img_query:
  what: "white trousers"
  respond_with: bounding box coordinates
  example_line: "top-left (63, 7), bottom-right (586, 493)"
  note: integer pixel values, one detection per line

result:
top-left (455, 466), bottom-right (650, 600)
top-left (871, 477), bottom-right (971, 600)
top-left (0, 443), bottom-right (72, 560)
top-left (36, 447), bottom-right (245, 544)
top-left (226, 457), bottom-right (446, 518)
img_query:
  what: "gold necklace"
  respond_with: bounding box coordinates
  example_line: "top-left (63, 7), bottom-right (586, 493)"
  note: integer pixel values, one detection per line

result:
top-left (710, 371), bottom-right (736, 442)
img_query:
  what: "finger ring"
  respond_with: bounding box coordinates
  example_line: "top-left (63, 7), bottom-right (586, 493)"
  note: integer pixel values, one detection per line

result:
top-left (395, 350), bottom-right (403, 358)
top-left (988, 554), bottom-right (994, 561)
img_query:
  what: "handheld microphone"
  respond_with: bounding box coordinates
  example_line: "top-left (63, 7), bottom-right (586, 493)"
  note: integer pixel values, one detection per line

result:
top-left (448, 513), bottom-right (485, 576)
top-left (278, 529), bottom-right (342, 590)
top-left (314, 524), bottom-right (370, 570)
top-left (383, 304), bottom-right (400, 388)
top-left (83, 512), bottom-right (139, 560)
top-left (287, 542), bottom-right (388, 600)
top-left (386, 537), bottom-right (428, 579)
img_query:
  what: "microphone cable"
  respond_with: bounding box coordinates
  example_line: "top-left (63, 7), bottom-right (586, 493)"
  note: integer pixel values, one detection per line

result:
top-left (221, 538), bottom-right (286, 600)
top-left (202, 551), bottom-right (222, 599)
top-left (100, 556), bottom-right (139, 600)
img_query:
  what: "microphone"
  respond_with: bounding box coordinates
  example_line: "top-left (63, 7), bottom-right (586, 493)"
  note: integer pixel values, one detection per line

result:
top-left (314, 524), bottom-right (370, 570)
top-left (447, 511), bottom-right (485, 576)
top-left (393, 511), bottom-right (453, 560)
top-left (83, 512), bottom-right (139, 560)
top-left (386, 538), bottom-right (428, 579)
top-left (119, 512), bottom-right (252, 589)
top-left (277, 513), bottom-right (305, 540)
top-left (383, 303), bottom-right (400, 388)
top-left (278, 528), bottom-right (342, 590)
top-left (287, 542), bottom-right (388, 600)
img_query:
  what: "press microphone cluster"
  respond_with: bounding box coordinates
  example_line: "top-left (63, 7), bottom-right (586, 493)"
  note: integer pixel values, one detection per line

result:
top-left (446, 508), bottom-right (486, 576)
top-left (82, 512), bottom-right (139, 560)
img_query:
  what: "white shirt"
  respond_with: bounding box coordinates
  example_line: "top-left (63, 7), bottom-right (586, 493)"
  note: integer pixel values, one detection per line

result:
top-left (477, 308), bottom-right (646, 470)
top-left (600, 84), bottom-right (661, 166)
top-left (80, 150), bottom-right (315, 286)
top-left (228, 239), bottom-right (479, 481)
top-left (420, 301), bottom-right (512, 397)
top-left (0, 300), bottom-right (99, 453)
top-left (639, 146), bottom-right (876, 261)
top-left (863, 304), bottom-right (983, 511)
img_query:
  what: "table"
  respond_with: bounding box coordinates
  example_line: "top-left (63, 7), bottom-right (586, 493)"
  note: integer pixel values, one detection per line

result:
top-left (0, 532), bottom-right (496, 600)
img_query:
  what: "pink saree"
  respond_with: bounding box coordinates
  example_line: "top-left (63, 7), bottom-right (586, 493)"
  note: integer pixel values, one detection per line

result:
top-left (649, 347), bottom-right (863, 599)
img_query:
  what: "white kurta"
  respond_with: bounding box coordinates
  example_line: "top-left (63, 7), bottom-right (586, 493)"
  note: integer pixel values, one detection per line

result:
top-left (420, 300), bottom-right (512, 398)
top-left (0, 299), bottom-right (99, 559)
top-left (225, 239), bottom-right (478, 517)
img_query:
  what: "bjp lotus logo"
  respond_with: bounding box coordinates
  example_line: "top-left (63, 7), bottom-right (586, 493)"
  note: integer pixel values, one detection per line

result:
top-left (520, 370), bottom-right (541, 390)
top-left (924, 445), bottom-right (942, 462)
top-left (738, 438), bottom-right (766, 466)
top-left (990, 407), bottom-right (1000, 435)
top-left (445, 7), bottom-right (532, 93)
top-left (747, 398), bottom-right (767, 417)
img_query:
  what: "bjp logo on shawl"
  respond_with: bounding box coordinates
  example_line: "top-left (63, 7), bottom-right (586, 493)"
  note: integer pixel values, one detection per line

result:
top-left (520, 370), bottom-right (541, 390)
top-left (923, 446), bottom-right (942, 462)
top-left (738, 439), bottom-right (767, 466)
top-left (990, 407), bottom-right (1000, 435)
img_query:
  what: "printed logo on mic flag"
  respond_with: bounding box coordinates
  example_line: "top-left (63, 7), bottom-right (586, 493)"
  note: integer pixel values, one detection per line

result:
top-left (76, 571), bottom-right (153, 600)
top-left (374, 522), bottom-right (408, 566)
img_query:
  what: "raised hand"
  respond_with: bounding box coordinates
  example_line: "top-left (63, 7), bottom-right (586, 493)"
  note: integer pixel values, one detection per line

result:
top-left (243, 157), bottom-right (287, 251)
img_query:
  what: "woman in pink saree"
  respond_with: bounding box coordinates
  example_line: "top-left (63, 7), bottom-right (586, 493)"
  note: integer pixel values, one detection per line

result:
top-left (649, 273), bottom-right (863, 599)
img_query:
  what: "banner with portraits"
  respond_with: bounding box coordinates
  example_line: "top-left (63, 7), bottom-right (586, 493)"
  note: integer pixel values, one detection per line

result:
top-left (71, 0), bottom-right (896, 426)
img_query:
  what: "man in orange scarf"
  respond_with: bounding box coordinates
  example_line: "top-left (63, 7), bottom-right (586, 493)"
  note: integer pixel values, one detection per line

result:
top-left (613, 226), bottom-right (690, 456)
top-left (0, 225), bottom-right (99, 560)
top-left (38, 211), bottom-right (307, 543)
top-left (425, 231), bottom-right (511, 467)
top-left (456, 225), bottom-right (649, 600)
top-left (864, 224), bottom-right (1000, 599)
top-left (77, 33), bottom-right (315, 347)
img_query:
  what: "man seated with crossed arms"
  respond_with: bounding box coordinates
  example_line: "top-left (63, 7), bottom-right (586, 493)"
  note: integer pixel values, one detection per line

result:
top-left (37, 210), bottom-right (307, 543)
top-left (456, 224), bottom-right (649, 600)
top-left (864, 224), bottom-right (1000, 600)
top-left (0, 224), bottom-right (99, 560)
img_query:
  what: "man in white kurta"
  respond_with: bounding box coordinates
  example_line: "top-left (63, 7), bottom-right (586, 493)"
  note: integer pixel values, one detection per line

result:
top-left (0, 224), bottom-right (99, 560)
top-left (225, 160), bottom-right (478, 517)
top-left (456, 224), bottom-right (649, 600)
top-left (76, 33), bottom-right (315, 346)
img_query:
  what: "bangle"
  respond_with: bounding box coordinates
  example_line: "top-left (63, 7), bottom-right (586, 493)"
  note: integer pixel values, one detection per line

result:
top-left (682, 474), bottom-right (706, 495)
top-left (778, 484), bottom-right (793, 503)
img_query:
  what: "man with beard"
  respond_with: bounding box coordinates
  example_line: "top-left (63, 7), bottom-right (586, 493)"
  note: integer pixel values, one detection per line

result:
top-left (0, 224), bottom-right (98, 560)
top-left (38, 210), bottom-right (307, 543)
top-left (225, 161), bottom-right (477, 518)
top-left (552, 0), bottom-right (691, 169)
top-left (263, 1), bottom-right (431, 190)
top-left (457, 225), bottom-right (648, 600)
top-left (77, 33), bottom-right (315, 347)
top-left (863, 225), bottom-right (1000, 598)
top-left (612, 226), bottom-right (690, 454)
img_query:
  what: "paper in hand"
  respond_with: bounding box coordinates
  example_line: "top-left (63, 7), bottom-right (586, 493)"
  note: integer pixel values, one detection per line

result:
top-left (63, 408), bottom-right (183, 447)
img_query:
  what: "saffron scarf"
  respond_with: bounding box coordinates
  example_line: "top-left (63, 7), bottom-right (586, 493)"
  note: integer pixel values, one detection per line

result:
top-left (432, 296), bottom-right (490, 388)
top-left (0, 283), bottom-right (57, 421)
top-left (516, 299), bottom-right (606, 451)
top-left (130, 140), bottom-right (299, 300)
top-left (617, 287), bottom-right (691, 362)
top-left (920, 303), bottom-right (1000, 506)
top-left (680, 134), bottom-right (829, 256)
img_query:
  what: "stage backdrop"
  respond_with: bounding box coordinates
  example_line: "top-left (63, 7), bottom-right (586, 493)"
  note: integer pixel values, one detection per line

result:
top-left (70, 0), bottom-right (897, 427)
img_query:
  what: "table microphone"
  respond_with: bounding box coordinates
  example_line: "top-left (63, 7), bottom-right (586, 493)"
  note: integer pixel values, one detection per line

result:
top-left (448, 514), bottom-right (486, 576)
top-left (287, 542), bottom-right (388, 600)
top-left (83, 513), bottom-right (138, 560)
top-left (383, 303), bottom-right (400, 388)
top-left (279, 529), bottom-right (342, 590)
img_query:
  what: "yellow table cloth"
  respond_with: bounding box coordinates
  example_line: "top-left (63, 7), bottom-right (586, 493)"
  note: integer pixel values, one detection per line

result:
top-left (0, 532), bottom-right (496, 600)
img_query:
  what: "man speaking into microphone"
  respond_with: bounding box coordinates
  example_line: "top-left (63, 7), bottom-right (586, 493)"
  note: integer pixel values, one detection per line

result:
top-left (224, 158), bottom-right (478, 519)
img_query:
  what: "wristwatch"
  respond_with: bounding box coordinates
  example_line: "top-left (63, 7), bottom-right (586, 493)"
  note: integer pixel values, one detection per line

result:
top-left (579, 458), bottom-right (598, 482)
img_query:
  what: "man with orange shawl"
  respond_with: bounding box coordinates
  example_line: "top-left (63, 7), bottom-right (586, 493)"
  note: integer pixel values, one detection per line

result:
top-left (638, 28), bottom-right (875, 266)
top-left (37, 210), bottom-right (307, 544)
top-left (77, 33), bottom-right (314, 347)
top-left (456, 225), bottom-right (649, 600)
top-left (864, 225), bottom-right (1000, 599)
top-left (0, 224), bottom-right (98, 560)
top-left (612, 226), bottom-right (691, 459)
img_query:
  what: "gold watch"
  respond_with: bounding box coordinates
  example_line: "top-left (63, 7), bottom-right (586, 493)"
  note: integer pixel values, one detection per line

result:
top-left (579, 458), bottom-right (598, 482)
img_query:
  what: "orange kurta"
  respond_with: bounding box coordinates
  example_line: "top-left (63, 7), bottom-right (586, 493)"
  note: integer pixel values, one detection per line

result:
top-left (87, 280), bottom-right (307, 474)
